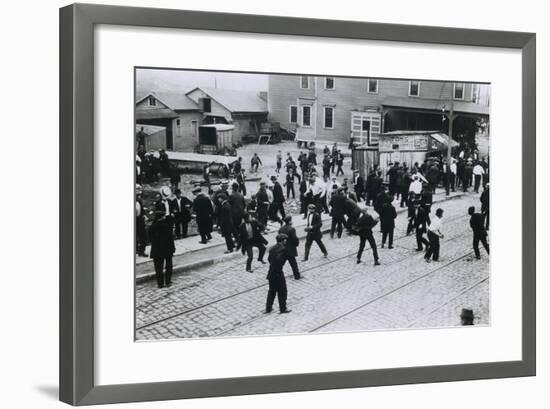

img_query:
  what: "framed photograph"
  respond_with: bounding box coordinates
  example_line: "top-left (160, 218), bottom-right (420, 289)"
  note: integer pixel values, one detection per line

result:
top-left (60, 3), bottom-right (536, 405)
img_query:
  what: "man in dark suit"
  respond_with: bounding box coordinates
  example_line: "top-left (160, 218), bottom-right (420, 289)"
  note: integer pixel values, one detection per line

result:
top-left (415, 203), bottom-right (431, 251)
top-left (228, 182), bottom-right (246, 249)
top-left (279, 216), bottom-right (300, 279)
top-left (468, 206), bottom-right (489, 259)
top-left (335, 150), bottom-right (344, 176)
top-left (218, 197), bottom-right (235, 253)
top-left (354, 170), bottom-right (364, 202)
top-left (354, 208), bottom-right (380, 266)
top-left (329, 187), bottom-right (347, 239)
top-left (240, 213), bottom-right (267, 272)
top-left (192, 187), bottom-right (213, 244)
top-left (303, 204), bottom-right (328, 261)
top-left (265, 234), bottom-right (291, 314)
top-left (480, 183), bottom-right (490, 230)
top-left (171, 189), bottom-right (192, 239)
top-left (136, 192), bottom-right (148, 257)
top-left (380, 198), bottom-right (397, 249)
top-left (270, 175), bottom-right (286, 220)
top-left (149, 203), bottom-right (176, 288)
top-left (256, 182), bottom-right (270, 227)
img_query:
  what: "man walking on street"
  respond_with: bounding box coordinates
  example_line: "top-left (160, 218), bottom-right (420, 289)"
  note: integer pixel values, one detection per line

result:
top-left (149, 203), bottom-right (176, 288)
top-left (354, 207), bottom-right (380, 266)
top-left (265, 234), bottom-right (291, 314)
top-left (329, 187), bottom-right (347, 239)
top-left (240, 213), bottom-right (267, 272)
top-left (480, 183), bottom-right (490, 230)
top-left (256, 182), bottom-right (270, 227)
top-left (270, 175), bottom-right (286, 220)
top-left (279, 216), bottom-right (301, 279)
top-left (303, 204), bottom-right (328, 261)
top-left (171, 189), bottom-right (192, 239)
top-left (192, 187), bottom-right (213, 244)
top-left (380, 197), bottom-right (397, 249)
top-left (425, 208), bottom-right (444, 262)
top-left (229, 182), bottom-right (246, 249)
top-left (473, 161), bottom-right (485, 193)
top-left (468, 206), bottom-right (489, 259)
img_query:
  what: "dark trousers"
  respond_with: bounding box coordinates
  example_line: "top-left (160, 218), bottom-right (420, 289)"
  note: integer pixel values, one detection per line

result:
top-left (239, 183), bottom-right (247, 197)
top-left (483, 210), bottom-right (490, 230)
top-left (223, 231), bottom-right (235, 251)
top-left (357, 232), bottom-right (378, 262)
top-left (425, 231), bottom-right (440, 261)
top-left (244, 243), bottom-right (266, 270)
top-left (336, 164), bottom-right (344, 176)
top-left (474, 174), bottom-right (482, 192)
top-left (153, 256), bottom-right (173, 287)
top-left (331, 216), bottom-right (345, 238)
top-left (136, 217), bottom-right (147, 255)
top-left (266, 277), bottom-right (287, 312)
top-left (286, 184), bottom-right (295, 199)
top-left (416, 229), bottom-right (429, 250)
top-left (304, 234), bottom-right (327, 260)
top-left (300, 194), bottom-right (307, 214)
top-left (257, 206), bottom-right (268, 226)
top-left (473, 232), bottom-right (489, 258)
top-left (382, 228), bottom-right (394, 247)
top-left (174, 215), bottom-right (188, 238)
top-left (232, 215), bottom-right (242, 246)
top-left (287, 255), bottom-right (300, 279)
top-left (323, 167), bottom-right (330, 179)
top-left (197, 220), bottom-right (211, 243)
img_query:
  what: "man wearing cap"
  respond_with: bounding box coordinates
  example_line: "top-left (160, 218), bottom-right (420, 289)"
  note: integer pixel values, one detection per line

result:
top-left (229, 182), bottom-right (246, 249)
top-left (354, 207), bottom-right (380, 266)
top-left (354, 170), bottom-right (365, 202)
top-left (256, 182), bottom-right (270, 227)
top-left (265, 234), bottom-right (291, 314)
top-left (171, 189), bottom-right (192, 239)
top-left (217, 197), bottom-right (235, 254)
top-left (335, 150), bottom-right (344, 176)
top-left (240, 212), bottom-right (267, 271)
top-left (279, 216), bottom-right (301, 279)
top-left (380, 196), bottom-right (397, 249)
top-left (192, 187), bottom-right (213, 244)
top-left (270, 175), bottom-right (286, 220)
top-left (468, 206), bottom-right (489, 259)
top-left (329, 187), bottom-right (347, 239)
top-left (149, 202), bottom-right (176, 288)
top-left (303, 204), bottom-right (328, 261)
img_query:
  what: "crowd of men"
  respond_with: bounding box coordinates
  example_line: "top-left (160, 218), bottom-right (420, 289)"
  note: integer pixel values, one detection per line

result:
top-left (136, 143), bottom-right (489, 316)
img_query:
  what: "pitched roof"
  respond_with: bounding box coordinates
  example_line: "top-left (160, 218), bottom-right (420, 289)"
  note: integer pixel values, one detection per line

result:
top-left (136, 91), bottom-right (199, 111)
top-left (382, 96), bottom-right (490, 116)
top-left (188, 87), bottom-right (267, 113)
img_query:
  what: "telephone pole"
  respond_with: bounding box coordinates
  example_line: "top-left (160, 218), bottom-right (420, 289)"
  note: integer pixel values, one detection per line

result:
top-left (445, 101), bottom-right (454, 197)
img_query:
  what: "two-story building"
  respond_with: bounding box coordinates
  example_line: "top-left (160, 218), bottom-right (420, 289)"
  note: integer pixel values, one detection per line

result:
top-left (267, 75), bottom-right (490, 148)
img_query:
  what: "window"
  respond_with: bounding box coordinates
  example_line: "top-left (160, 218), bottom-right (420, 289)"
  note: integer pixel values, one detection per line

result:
top-left (367, 79), bottom-right (378, 93)
top-left (324, 107), bottom-right (334, 129)
top-left (201, 98), bottom-right (212, 113)
top-left (325, 77), bottom-right (335, 89)
top-left (148, 96), bottom-right (156, 106)
top-left (300, 76), bottom-right (309, 89)
top-left (454, 83), bottom-right (465, 100)
top-left (176, 119), bottom-right (181, 126)
top-left (302, 106), bottom-right (311, 127)
top-left (289, 105), bottom-right (298, 123)
top-left (409, 81), bottom-right (420, 97)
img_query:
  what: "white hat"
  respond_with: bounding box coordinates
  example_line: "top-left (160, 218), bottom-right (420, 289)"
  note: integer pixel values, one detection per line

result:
top-left (159, 186), bottom-right (172, 198)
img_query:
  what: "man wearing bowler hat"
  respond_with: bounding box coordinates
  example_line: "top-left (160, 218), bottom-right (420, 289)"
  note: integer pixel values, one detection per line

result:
top-left (192, 187), bottom-right (213, 244)
top-left (149, 202), bottom-right (176, 288)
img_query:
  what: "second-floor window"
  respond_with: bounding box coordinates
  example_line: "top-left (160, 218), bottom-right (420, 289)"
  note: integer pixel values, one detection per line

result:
top-left (324, 107), bottom-right (334, 129)
top-left (409, 81), bottom-right (420, 97)
top-left (148, 96), bottom-right (156, 106)
top-left (325, 77), bottom-right (335, 89)
top-left (201, 97), bottom-right (212, 113)
top-left (289, 105), bottom-right (298, 123)
top-left (300, 76), bottom-right (310, 89)
top-left (302, 106), bottom-right (311, 127)
top-left (454, 83), bottom-right (465, 100)
top-left (367, 79), bottom-right (378, 93)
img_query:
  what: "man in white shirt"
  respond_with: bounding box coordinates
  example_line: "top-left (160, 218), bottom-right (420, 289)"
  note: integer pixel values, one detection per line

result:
top-left (425, 208), bottom-right (444, 262)
top-left (409, 175), bottom-right (423, 203)
top-left (472, 161), bottom-right (485, 193)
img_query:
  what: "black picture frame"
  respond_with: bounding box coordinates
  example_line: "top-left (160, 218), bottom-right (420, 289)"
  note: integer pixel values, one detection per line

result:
top-left (59, 3), bottom-right (536, 405)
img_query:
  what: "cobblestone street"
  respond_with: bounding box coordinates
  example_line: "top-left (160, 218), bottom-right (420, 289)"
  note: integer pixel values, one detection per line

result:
top-left (136, 193), bottom-right (489, 340)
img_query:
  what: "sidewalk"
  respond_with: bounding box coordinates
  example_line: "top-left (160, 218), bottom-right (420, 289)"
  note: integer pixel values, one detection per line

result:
top-left (136, 188), bottom-right (467, 283)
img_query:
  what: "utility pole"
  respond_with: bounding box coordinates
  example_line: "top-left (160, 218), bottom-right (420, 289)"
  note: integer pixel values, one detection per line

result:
top-left (445, 101), bottom-right (454, 197)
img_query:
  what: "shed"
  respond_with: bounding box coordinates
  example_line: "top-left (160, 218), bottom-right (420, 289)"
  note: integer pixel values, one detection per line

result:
top-left (352, 145), bottom-right (379, 178)
top-left (377, 130), bottom-right (458, 176)
top-left (198, 124), bottom-right (235, 154)
top-left (135, 124), bottom-right (167, 151)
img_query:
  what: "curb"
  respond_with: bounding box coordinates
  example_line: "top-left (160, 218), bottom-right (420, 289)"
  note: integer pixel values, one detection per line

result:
top-left (136, 192), bottom-right (466, 283)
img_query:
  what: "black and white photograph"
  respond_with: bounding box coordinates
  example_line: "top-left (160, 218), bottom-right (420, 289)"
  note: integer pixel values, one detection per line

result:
top-left (134, 68), bottom-right (491, 340)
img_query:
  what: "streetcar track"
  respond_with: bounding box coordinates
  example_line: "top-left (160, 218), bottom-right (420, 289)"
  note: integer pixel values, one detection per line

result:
top-left (137, 214), bottom-right (474, 333)
top-left (308, 252), bottom-right (477, 333)
top-left (136, 211), bottom-right (470, 312)
top-left (405, 275), bottom-right (489, 328)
